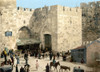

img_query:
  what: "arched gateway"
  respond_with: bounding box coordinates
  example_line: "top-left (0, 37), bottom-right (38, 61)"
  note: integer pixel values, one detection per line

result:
top-left (16, 26), bottom-right (41, 53)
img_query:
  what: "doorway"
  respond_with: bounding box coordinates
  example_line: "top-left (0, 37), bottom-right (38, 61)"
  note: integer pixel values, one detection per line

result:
top-left (44, 34), bottom-right (52, 51)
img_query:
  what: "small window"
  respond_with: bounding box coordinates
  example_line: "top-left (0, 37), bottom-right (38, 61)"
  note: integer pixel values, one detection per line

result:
top-left (5, 31), bottom-right (12, 36)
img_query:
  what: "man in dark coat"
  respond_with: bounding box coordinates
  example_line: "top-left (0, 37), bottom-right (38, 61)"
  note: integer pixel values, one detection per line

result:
top-left (49, 52), bottom-right (52, 60)
top-left (24, 52), bottom-right (28, 65)
top-left (46, 63), bottom-right (49, 72)
top-left (57, 52), bottom-right (60, 59)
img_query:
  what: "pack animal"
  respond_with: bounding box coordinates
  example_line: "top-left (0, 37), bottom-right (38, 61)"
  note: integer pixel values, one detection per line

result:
top-left (60, 65), bottom-right (70, 72)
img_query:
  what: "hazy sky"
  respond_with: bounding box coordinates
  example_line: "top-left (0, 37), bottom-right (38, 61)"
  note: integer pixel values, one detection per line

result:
top-left (17, 0), bottom-right (100, 9)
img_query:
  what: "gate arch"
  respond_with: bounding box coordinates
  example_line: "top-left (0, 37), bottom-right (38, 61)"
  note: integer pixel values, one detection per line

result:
top-left (18, 26), bottom-right (31, 39)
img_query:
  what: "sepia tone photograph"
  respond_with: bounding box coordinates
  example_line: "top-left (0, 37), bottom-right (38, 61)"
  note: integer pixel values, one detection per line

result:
top-left (0, 0), bottom-right (100, 72)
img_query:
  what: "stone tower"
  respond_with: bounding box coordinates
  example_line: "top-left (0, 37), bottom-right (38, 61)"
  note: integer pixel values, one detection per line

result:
top-left (0, 0), bottom-right (16, 8)
top-left (30, 5), bottom-right (82, 52)
top-left (0, 0), bottom-right (16, 53)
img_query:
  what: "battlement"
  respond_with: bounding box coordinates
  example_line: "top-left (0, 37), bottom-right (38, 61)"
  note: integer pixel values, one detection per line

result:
top-left (17, 7), bottom-right (34, 12)
top-left (34, 5), bottom-right (81, 13)
top-left (34, 5), bottom-right (57, 12)
top-left (17, 5), bottom-right (57, 12)
top-left (80, 1), bottom-right (100, 8)
top-left (57, 5), bottom-right (81, 13)
top-left (17, 5), bottom-right (81, 13)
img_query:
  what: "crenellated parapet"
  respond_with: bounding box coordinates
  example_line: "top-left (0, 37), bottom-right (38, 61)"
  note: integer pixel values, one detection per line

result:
top-left (17, 5), bottom-right (57, 13)
top-left (16, 5), bottom-right (81, 16)
top-left (32, 5), bottom-right (58, 14)
top-left (57, 5), bottom-right (81, 13)
top-left (17, 7), bottom-right (34, 12)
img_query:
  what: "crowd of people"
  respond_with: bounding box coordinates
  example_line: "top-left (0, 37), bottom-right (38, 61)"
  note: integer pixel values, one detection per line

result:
top-left (0, 48), bottom-right (72, 72)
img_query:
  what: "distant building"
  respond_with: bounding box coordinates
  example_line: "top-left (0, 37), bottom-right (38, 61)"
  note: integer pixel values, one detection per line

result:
top-left (86, 38), bottom-right (100, 66)
top-left (71, 38), bottom-right (100, 67)
top-left (71, 46), bottom-right (86, 63)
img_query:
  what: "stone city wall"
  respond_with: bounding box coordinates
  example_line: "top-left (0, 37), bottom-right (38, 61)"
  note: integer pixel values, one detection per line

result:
top-left (0, 6), bottom-right (34, 51)
top-left (29, 5), bottom-right (58, 51)
top-left (81, 1), bottom-right (100, 41)
top-left (2, 0), bottom-right (100, 53)
top-left (57, 5), bottom-right (82, 51)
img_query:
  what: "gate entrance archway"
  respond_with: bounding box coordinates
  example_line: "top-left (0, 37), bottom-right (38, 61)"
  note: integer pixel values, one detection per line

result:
top-left (44, 34), bottom-right (52, 51)
top-left (17, 26), bottom-right (40, 53)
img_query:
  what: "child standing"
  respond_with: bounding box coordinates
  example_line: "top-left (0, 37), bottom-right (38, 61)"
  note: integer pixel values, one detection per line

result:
top-left (36, 60), bottom-right (39, 70)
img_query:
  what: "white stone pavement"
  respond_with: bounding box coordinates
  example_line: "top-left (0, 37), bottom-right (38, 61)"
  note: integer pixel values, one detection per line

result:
top-left (0, 56), bottom-right (93, 72)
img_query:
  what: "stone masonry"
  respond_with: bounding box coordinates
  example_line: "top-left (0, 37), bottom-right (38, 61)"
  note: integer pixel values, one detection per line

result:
top-left (57, 6), bottom-right (82, 51)
top-left (1, 0), bottom-right (96, 53)
top-left (81, 1), bottom-right (100, 41)
top-left (0, 0), bottom-right (34, 52)
top-left (29, 5), bottom-right (82, 52)
top-left (0, 0), bottom-right (82, 53)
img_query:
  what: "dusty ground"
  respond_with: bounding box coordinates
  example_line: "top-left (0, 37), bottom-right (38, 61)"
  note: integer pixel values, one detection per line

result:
top-left (0, 55), bottom-right (93, 72)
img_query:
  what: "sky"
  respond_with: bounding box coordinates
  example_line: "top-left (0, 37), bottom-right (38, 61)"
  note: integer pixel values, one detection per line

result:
top-left (17, 0), bottom-right (100, 9)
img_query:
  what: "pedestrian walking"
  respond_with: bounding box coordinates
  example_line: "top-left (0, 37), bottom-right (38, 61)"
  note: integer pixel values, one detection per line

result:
top-left (3, 49), bottom-right (7, 64)
top-left (9, 58), bottom-right (12, 65)
top-left (81, 58), bottom-right (84, 63)
top-left (24, 52), bottom-right (28, 65)
top-left (38, 53), bottom-right (41, 59)
top-left (46, 63), bottom-right (49, 72)
top-left (14, 56), bottom-right (17, 67)
top-left (35, 60), bottom-right (39, 70)
top-left (57, 52), bottom-right (60, 59)
top-left (15, 54), bottom-right (20, 65)
top-left (53, 56), bottom-right (56, 65)
top-left (27, 65), bottom-right (30, 72)
top-left (10, 49), bottom-right (14, 65)
top-left (49, 52), bottom-right (52, 60)
top-left (16, 64), bottom-right (18, 72)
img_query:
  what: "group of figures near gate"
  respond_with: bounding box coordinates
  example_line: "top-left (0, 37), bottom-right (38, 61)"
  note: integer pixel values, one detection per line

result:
top-left (0, 48), bottom-right (84, 72)
top-left (0, 49), bottom-right (19, 72)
